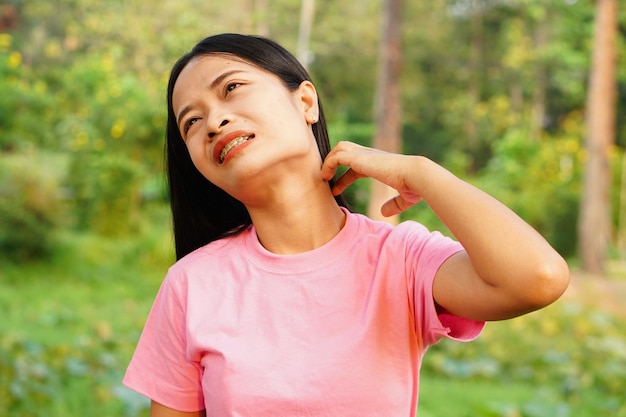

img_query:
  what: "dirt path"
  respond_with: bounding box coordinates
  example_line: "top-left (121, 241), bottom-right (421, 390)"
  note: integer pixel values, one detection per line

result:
top-left (564, 263), bottom-right (626, 318)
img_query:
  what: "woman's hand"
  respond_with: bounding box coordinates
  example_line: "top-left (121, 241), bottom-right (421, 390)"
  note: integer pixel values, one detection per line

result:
top-left (321, 141), bottom-right (423, 217)
top-left (321, 141), bottom-right (569, 321)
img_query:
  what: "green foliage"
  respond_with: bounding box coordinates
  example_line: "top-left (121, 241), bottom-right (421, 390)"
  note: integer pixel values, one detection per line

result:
top-left (0, 216), bottom-right (173, 416)
top-left (0, 29), bottom-right (164, 158)
top-left (0, 37), bottom-right (56, 152)
top-left (476, 118), bottom-right (583, 258)
top-left (65, 152), bottom-right (146, 236)
top-left (2, 229), bottom-right (624, 416)
top-left (0, 337), bottom-right (147, 417)
top-left (400, 112), bottom-right (586, 256)
top-left (0, 3), bottom-right (625, 415)
top-left (2, 0), bottom-right (625, 257)
top-left (419, 375), bottom-right (570, 417)
top-left (0, 153), bottom-right (67, 261)
top-left (1, 30), bottom-right (163, 242)
top-left (47, 51), bottom-right (165, 163)
top-left (309, 0), bottom-right (379, 124)
top-left (422, 300), bottom-right (626, 416)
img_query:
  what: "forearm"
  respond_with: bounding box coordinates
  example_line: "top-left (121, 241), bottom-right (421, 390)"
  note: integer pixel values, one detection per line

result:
top-left (322, 141), bottom-right (569, 318)
top-left (408, 155), bottom-right (569, 303)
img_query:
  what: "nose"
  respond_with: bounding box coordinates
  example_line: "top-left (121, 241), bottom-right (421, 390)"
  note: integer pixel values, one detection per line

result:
top-left (208, 119), bottom-right (229, 139)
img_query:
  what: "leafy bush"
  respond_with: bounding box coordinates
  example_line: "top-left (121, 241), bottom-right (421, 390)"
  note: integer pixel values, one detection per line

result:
top-left (0, 336), bottom-right (148, 417)
top-left (0, 41), bottom-right (57, 152)
top-left (0, 153), bottom-right (67, 261)
top-left (476, 124), bottom-right (582, 258)
top-left (423, 301), bottom-right (626, 416)
top-left (65, 153), bottom-right (146, 237)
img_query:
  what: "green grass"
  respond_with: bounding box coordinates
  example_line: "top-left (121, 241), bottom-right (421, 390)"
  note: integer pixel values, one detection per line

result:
top-left (419, 374), bottom-right (624, 417)
top-left (0, 231), bottom-right (169, 346)
top-left (419, 376), bottom-right (540, 417)
top-left (419, 297), bottom-right (626, 417)
top-left (0, 215), bottom-right (172, 417)
top-left (1, 215), bottom-right (625, 417)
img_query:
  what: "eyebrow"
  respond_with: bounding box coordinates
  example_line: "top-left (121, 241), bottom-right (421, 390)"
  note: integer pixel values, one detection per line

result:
top-left (176, 69), bottom-right (246, 128)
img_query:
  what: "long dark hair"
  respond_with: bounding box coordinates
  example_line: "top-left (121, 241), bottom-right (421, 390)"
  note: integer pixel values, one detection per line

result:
top-left (166, 33), bottom-right (349, 260)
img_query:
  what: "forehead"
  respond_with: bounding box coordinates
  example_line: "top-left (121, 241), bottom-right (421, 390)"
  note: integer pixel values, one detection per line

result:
top-left (180, 54), bottom-right (254, 83)
top-left (172, 54), bottom-right (277, 111)
top-left (174, 55), bottom-right (243, 96)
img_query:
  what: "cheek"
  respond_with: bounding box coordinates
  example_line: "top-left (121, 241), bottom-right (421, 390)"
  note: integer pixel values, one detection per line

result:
top-left (185, 140), bottom-right (216, 178)
top-left (185, 141), bottom-right (202, 165)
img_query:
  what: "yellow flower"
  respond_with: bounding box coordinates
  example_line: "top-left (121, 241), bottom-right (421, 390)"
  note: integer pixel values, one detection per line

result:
top-left (0, 34), bottom-right (12, 50)
top-left (7, 51), bottom-right (21, 68)
top-left (110, 120), bottom-right (125, 138)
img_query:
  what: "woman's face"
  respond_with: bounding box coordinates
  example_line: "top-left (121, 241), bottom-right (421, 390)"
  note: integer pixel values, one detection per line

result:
top-left (172, 54), bottom-right (320, 202)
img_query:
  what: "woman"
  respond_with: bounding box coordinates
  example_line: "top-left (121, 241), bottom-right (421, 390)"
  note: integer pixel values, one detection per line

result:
top-left (124, 33), bottom-right (569, 417)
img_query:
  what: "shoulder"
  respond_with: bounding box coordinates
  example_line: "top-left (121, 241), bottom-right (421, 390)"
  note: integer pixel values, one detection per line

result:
top-left (348, 211), bottom-right (394, 237)
top-left (391, 219), bottom-right (432, 238)
top-left (365, 215), bottom-right (454, 250)
top-left (346, 213), bottom-right (459, 263)
top-left (350, 211), bottom-right (433, 237)
top-left (346, 211), bottom-right (452, 247)
top-left (393, 220), bottom-right (459, 250)
top-left (375, 219), bottom-right (463, 272)
top-left (167, 228), bottom-right (250, 279)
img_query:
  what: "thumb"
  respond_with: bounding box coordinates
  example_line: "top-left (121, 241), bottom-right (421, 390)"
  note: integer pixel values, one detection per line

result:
top-left (380, 195), bottom-right (422, 217)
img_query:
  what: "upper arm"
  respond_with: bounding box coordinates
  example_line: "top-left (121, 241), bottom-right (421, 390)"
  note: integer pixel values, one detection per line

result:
top-left (432, 251), bottom-right (547, 321)
top-left (151, 401), bottom-right (206, 417)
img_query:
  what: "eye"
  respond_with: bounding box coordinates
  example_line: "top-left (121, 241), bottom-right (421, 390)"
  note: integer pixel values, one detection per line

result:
top-left (226, 82), bottom-right (241, 94)
top-left (183, 117), bottom-right (200, 135)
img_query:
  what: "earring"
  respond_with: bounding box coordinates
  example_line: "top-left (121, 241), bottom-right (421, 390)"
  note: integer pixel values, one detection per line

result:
top-left (309, 116), bottom-right (318, 124)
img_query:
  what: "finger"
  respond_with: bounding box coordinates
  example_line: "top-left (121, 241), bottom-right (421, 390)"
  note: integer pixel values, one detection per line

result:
top-left (320, 149), bottom-right (355, 182)
top-left (380, 195), bottom-right (422, 217)
top-left (320, 151), bottom-right (342, 181)
top-left (320, 162), bottom-right (337, 182)
top-left (380, 196), bottom-right (403, 217)
top-left (331, 168), bottom-right (365, 195)
top-left (320, 141), bottom-right (364, 181)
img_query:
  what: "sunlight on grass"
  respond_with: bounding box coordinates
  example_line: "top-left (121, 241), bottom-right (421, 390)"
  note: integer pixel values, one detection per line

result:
top-left (419, 376), bottom-right (539, 417)
top-left (420, 277), bottom-right (626, 417)
top-left (1, 221), bottom-right (625, 416)
top-left (0, 226), bottom-right (169, 416)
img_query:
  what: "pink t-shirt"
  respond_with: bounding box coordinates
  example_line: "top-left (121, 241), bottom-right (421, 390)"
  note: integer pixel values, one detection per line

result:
top-left (124, 210), bottom-right (484, 416)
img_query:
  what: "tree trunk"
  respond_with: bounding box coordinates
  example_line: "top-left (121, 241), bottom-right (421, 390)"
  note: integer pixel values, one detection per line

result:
top-left (465, 0), bottom-right (483, 159)
top-left (531, 14), bottom-right (548, 141)
top-left (618, 150), bottom-right (626, 257)
top-left (368, 0), bottom-right (402, 224)
top-left (297, 0), bottom-right (315, 69)
top-left (578, 0), bottom-right (618, 275)
top-left (254, 0), bottom-right (270, 37)
top-left (242, 0), bottom-right (270, 36)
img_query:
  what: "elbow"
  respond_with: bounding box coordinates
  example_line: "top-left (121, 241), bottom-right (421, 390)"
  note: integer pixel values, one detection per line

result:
top-left (523, 255), bottom-right (570, 310)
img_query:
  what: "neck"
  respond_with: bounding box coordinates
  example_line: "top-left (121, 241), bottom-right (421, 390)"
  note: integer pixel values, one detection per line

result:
top-left (246, 179), bottom-right (346, 255)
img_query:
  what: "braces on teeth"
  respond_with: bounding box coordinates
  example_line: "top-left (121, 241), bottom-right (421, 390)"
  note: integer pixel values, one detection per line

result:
top-left (220, 136), bottom-right (249, 163)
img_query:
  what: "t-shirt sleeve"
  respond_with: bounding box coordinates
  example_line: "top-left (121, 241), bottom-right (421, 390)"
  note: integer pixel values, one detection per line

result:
top-left (399, 222), bottom-right (485, 347)
top-left (123, 267), bottom-right (205, 412)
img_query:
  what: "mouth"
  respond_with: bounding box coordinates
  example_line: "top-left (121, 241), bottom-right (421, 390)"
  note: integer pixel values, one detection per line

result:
top-left (217, 134), bottom-right (255, 164)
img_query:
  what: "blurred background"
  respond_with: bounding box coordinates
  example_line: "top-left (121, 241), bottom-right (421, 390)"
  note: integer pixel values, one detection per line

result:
top-left (0, 0), bottom-right (624, 416)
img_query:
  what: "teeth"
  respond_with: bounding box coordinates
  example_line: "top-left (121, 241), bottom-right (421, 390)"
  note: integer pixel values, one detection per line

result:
top-left (219, 136), bottom-right (249, 163)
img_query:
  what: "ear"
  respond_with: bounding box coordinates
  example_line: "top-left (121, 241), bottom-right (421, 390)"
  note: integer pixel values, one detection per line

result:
top-left (297, 80), bottom-right (319, 124)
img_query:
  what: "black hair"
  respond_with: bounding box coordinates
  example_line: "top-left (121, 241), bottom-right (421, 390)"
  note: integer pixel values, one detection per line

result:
top-left (166, 33), bottom-right (349, 260)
